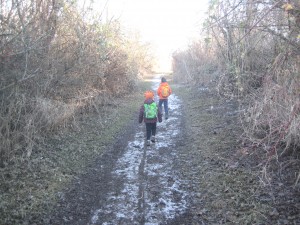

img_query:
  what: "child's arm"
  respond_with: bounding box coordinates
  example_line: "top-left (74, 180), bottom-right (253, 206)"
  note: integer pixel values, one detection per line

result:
top-left (157, 85), bottom-right (161, 96)
top-left (157, 107), bottom-right (162, 123)
top-left (139, 105), bottom-right (144, 123)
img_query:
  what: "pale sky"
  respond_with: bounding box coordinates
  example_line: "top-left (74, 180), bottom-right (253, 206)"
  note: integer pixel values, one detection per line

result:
top-left (81, 0), bottom-right (209, 71)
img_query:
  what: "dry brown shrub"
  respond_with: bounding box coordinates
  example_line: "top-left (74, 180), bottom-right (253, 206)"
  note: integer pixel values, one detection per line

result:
top-left (0, 1), bottom-right (154, 164)
top-left (172, 40), bottom-right (220, 85)
top-left (242, 53), bottom-right (300, 159)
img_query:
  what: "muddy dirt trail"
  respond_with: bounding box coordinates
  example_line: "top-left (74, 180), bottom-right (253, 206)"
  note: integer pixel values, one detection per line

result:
top-left (50, 77), bottom-right (191, 225)
top-left (2, 75), bottom-right (299, 224)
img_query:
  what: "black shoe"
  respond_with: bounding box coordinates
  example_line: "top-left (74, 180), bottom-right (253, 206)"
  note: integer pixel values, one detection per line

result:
top-left (151, 136), bottom-right (155, 143)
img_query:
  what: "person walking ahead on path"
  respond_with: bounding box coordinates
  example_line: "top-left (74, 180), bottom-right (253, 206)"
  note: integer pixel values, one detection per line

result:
top-left (139, 91), bottom-right (162, 146)
top-left (157, 77), bottom-right (172, 120)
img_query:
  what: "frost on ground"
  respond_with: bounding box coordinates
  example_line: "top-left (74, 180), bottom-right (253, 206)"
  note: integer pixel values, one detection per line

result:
top-left (89, 77), bottom-right (188, 225)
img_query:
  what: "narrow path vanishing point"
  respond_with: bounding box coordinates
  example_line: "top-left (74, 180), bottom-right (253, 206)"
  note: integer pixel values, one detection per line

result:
top-left (88, 76), bottom-right (188, 225)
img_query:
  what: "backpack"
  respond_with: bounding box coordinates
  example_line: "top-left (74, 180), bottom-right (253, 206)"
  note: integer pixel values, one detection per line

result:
top-left (161, 85), bottom-right (170, 98)
top-left (144, 102), bottom-right (158, 119)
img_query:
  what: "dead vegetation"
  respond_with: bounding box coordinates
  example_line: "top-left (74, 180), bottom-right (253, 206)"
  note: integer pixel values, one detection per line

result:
top-left (0, 0), bottom-right (155, 166)
top-left (0, 1), bottom-right (155, 223)
top-left (0, 82), bottom-right (152, 225)
top-left (174, 83), bottom-right (300, 224)
top-left (172, 0), bottom-right (300, 193)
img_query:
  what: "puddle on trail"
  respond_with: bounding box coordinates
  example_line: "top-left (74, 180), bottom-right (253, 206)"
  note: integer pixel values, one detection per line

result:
top-left (89, 76), bottom-right (188, 225)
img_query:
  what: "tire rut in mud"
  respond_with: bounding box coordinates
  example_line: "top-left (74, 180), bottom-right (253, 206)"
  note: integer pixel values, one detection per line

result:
top-left (137, 145), bottom-right (146, 224)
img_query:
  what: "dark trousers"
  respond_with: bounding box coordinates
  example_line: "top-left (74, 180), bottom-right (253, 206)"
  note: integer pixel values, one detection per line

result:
top-left (158, 99), bottom-right (168, 115)
top-left (145, 123), bottom-right (156, 140)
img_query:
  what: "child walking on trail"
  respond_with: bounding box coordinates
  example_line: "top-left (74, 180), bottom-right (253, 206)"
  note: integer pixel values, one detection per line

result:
top-left (139, 91), bottom-right (162, 146)
top-left (157, 77), bottom-right (172, 120)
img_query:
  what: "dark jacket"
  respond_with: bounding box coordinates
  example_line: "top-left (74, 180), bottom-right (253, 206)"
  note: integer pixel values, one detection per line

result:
top-left (139, 99), bottom-right (162, 123)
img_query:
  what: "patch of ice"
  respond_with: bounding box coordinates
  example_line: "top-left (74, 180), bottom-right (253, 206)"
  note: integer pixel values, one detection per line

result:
top-left (90, 209), bottom-right (101, 224)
